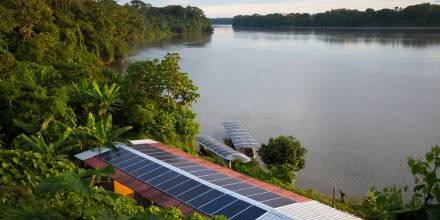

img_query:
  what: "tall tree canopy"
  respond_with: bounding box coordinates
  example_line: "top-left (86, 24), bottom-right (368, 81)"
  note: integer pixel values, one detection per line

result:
top-left (233, 3), bottom-right (440, 28)
top-left (0, 0), bottom-right (210, 149)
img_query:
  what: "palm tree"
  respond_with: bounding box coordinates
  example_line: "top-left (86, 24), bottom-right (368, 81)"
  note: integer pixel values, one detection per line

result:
top-left (78, 113), bottom-right (132, 153)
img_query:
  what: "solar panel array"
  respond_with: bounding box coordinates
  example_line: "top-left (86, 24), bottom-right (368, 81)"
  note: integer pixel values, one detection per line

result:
top-left (97, 147), bottom-right (270, 219)
top-left (130, 144), bottom-right (295, 208)
top-left (223, 121), bottom-right (259, 149)
top-left (197, 135), bottom-right (251, 163)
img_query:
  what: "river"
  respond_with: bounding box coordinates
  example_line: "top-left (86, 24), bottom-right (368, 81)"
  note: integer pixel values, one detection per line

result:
top-left (125, 25), bottom-right (440, 198)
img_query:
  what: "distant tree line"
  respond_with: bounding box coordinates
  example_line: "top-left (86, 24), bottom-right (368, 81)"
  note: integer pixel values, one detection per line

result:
top-left (233, 3), bottom-right (440, 28)
top-left (210, 18), bottom-right (233, 25)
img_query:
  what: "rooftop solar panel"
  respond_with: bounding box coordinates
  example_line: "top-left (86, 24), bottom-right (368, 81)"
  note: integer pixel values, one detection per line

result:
top-left (96, 146), bottom-right (289, 219)
top-left (223, 121), bottom-right (259, 149)
top-left (197, 135), bottom-right (251, 163)
top-left (129, 144), bottom-right (296, 209)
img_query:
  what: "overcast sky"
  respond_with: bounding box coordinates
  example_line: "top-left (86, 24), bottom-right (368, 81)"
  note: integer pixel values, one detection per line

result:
top-left (118, 1), bottom-right (439, 18)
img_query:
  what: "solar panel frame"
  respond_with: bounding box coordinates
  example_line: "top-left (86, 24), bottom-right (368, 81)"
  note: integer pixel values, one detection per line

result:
top-left (96, 146), bottom-right (294, 219)
top-left (128, 144), bottom-right (296, 208)
top-left (97, 146), bottom-right (278, 219)
top-left (197, 135), bottom-right (251, 163)
top-left (223, 121), bottom-right (259, 149)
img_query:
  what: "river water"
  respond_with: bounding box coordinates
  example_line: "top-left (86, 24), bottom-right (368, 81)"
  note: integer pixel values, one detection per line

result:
top-left (126, 25), bottom-right (440, 198)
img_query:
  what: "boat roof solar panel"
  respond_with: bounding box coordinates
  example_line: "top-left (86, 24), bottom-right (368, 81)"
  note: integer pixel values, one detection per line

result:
top-left (223, 121), bottom-right (259, 149)
top-left (95, 145), bottom-right (291, 219)
top-left (197, 135), bottom-right (251, 163)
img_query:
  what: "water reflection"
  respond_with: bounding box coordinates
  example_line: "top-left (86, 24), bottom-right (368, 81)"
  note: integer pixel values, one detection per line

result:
top-left (124, 26), bottom-right (440, 198)
top-left (233, 27), bottom-right (440, 48)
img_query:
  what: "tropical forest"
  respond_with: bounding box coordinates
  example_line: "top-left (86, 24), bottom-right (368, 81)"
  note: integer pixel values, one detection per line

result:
top-left (0, 0), bottom-right (439, 220)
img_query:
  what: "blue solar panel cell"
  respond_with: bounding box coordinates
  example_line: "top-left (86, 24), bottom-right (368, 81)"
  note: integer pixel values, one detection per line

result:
top-left (96, 146), bottom-right (274, 219)
top-left (187, 190), bottom-right (223, 208)
top-left (166, 179), bottom-right (200, 197)
top-left (180, 165), bottom-right (207, 172)
top-left (148, 171), bottom-right (179, 186)
top-left (199, 173), bottom-right (229, 181)
top-left (177, 184), bottom-right (211, 201)
top-left (235, 187), bottom-right (267, 196)
top-left (223, 182), bottom-right (253, 191)
top-left (131, 163), bottom-right (160, 177)
top-left (230, 205), bottom-right (267, 220)
top-left (156, 175), bottom-right (190, 191)
top-left (116, 156), bottom-right (144, 169)
top-left (249, 192), bottom-right (281, 202)
top-left (123, 159), bottom-right (151, 173)
top-left (262, 197), bottom-right (294, 208)
top-left (200, 194), bottom-right (237, 215)
top-left (213, 200), bottom-right (252, 218)
top-left (140, 166), bottom-right (168, 181)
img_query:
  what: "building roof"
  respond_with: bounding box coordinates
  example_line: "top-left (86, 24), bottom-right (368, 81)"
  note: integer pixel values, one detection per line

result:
top-left (197, 135), bottom-right (251, 163)
top-left (76, 139), bottom-right (361, 220)
top-left (223, 121), bottom-right (260, 149)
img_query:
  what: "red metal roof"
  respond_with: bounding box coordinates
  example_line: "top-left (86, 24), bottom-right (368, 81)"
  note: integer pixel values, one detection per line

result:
top-left (83, 140), bottom-right (309, 216)
top-left (84, 157), bottom-right (199, 216)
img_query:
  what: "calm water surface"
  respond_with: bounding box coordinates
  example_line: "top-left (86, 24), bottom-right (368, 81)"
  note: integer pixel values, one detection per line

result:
top-left (126, 26), bottom-right (440, 198)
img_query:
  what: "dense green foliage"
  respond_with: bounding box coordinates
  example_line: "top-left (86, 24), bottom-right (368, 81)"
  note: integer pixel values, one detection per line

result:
top-left (233, 3), bottom-right (440, 28)
top-left (258, 136), bottom-right (307, 183)
top-left (0, 0), bottom-right (213, 218)
top-left (0, 149), bottom-right (76, 187)
top-left (1, 162), bottom-right (224, 220)
top-left (360, 146), bottom-right (440, 219)
top-left (0, 0), bottom-right (207, 150)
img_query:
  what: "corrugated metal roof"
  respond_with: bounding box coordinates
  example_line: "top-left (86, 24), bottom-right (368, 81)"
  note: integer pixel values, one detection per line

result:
top-left (83, 156), bottom-right (199, 216)
top-left (257, 212), bottom-right (290, 220)
top-left (276, 201), bottom-right (362, 220)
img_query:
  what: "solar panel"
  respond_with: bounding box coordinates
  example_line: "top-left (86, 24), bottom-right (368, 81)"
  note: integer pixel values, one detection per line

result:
top-left (130, 144), bottom-right (296, 209)
top-left (96, 147), bottom-right (274, 219)
top-left (197, 135), bottom-right (251, 163)
top-left (223, 121), bottom-right (259, 149)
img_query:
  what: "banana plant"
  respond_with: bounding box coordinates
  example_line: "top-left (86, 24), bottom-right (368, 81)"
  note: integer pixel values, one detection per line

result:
top-left (37, 166), bottom-right (115, 196)
top-left (78, 113), bottom-right (132, 153)
top-left (87, 81), bottom-right (122, 118)
top-left (19, 128), bottom-right (79, 161)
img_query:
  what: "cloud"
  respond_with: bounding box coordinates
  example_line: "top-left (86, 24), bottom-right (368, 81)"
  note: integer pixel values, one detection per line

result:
top-left (118, 0), bottom-right (437, 17)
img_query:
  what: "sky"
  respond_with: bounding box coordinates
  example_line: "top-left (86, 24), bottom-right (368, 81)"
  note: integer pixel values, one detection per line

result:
top-left (118, 0), bottom-right (439, 18)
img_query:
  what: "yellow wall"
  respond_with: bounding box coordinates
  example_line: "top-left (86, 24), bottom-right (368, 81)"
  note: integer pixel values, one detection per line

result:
top-left (114, 180), bottom-right (134, 197)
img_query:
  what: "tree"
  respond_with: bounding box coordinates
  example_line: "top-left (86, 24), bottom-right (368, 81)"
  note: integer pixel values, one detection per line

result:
top-left (123, 53), bottom-right (200, 107)
top-left (232, 3), bottom-right (440, 28)
top-left (259, 136), bottom-right (306, 169)
top-left (258, 136), bottom-right (307, 184)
